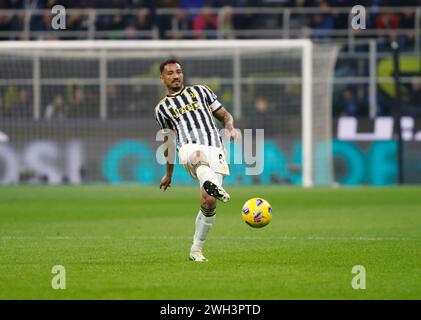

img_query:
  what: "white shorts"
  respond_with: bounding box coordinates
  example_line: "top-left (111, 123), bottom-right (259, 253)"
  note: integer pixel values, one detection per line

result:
top-left (178, 144), bottom-right (230, 183)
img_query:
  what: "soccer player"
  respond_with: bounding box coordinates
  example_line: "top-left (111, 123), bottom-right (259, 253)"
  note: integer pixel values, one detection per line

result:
top-left (155, 59), bottom-right (237, 262)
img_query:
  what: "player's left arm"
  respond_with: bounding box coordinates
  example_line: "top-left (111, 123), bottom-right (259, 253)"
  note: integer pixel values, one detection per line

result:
top-left (202, 85), bottom-right (239, 141)
top-left (213, 107), bottom-right (239, 141)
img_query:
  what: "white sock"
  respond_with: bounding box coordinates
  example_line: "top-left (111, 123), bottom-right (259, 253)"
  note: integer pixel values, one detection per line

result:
top-left (196, 165), bottom-right (219, 187)
top-left (191, 210), bottom-right (216, 253)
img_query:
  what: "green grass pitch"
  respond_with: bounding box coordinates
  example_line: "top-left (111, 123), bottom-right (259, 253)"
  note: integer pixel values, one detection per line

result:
top-left (0, 185), bottom-right (420, 300)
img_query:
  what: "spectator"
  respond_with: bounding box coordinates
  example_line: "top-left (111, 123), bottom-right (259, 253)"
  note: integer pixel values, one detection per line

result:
top-left (0, 14), bottom-right (11, 40)
top-left (107, 84), bottom-right (123, 117)
top-left (45, 0), bottom-right (58, 8)
top-left (15, 88), bottom-right (31, 117)
top-left (178, 0), bottom-right (208, 38)
top-left (192, 4), bottom-right (217, 39)
top-left (125, 8), bottom-right (152, 39)
top-left (95, 0), bottom-right (126, 38)
top-left (39, 0), bottom-right (87, 40)
top-left (405, 78), bottom-right (421, 116)
top-left (248, 96), bottom-right (276, 134)
top-left (129, 0), bottom-right (156, 38)
top-left (377, 90), bottom-right (392, 116)
top-left (376, 13), bottom-right (401, 30)
top-left (31, 13), bottom-right (60, 40)
top-left (399, 9), bottom-right (415, 51)
top-left (109, 15), bottom-right (125, 31)
top-left (125, 84), bottom-right (143, 116)
top-left (310, 0), bottom-right (334, 42)
top-left (341, 88), bottom-right (358, 117)
top-left (44, 94), bottom-right (66, 119)
top-left (67, 86), bottom-right (94, 118)
top-left (331, 0), bottom-right (354, 30)
top-left (282, 0), bottom-right (306, 36)
top-left (66, 12), bottom-right (88, 40)
top-left (97, 14), bottom-right (126, 39)
top-left (4, 88), bottom-right (32, 118)
top-left (127, 83), bottom-right (159, 116)
top-left (230, 0), bottom-right (259, 33)
top-left (6, 0), bottom-right (24, 40)
top-left (219, 5), bottom-right (235, 39)
top-left (5, 0), bottom-right (23, 9)
top-left (376, 10), bottom-right (400, 43)
top-left (157, 0), bottom-right (181, 39)
top-left (170, 9), bottom-right (192, 39)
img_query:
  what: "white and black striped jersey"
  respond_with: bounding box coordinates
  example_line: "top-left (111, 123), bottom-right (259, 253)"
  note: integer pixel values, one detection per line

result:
top-left (154, 85), bottom-right (223, 149)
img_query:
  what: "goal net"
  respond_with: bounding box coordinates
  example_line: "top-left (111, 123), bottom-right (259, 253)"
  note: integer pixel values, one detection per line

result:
top-left (0, 40), bottom-right (338, 187)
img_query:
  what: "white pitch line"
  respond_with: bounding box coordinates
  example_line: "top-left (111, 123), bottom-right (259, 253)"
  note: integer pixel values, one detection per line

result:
top-left (0, 235), bottom-right (418, 241)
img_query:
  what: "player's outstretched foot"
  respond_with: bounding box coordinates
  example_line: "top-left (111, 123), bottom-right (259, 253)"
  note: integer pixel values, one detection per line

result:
top-left (189, 251), bottom-right (208, 262)
top-left (203, 180), bottom-right (230, 203)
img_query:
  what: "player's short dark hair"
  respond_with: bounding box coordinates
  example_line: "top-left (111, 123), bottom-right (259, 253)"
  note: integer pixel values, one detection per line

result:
top-left (160, 59), bottom-right (182, 74)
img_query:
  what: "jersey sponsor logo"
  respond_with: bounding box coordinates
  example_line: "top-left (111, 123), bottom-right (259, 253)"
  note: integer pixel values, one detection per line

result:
top-left (188, 90), bottom-right (197, 99)
top-left (168, 101), bottom-right (202, 119)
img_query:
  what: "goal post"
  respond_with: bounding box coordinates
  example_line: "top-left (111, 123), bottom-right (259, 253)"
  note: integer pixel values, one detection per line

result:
top-left (0, 40), bottom-right (338, 187)
top-left (301, 40), bottom-right (313, 188)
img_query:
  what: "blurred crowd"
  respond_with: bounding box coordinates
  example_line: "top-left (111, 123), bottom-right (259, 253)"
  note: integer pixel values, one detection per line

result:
top-left (0, 84), bottom-right (158, 119)
top-left (0, 0), bottom-right (420, 42)
top-left (0, 0), bottom-right (421, 119)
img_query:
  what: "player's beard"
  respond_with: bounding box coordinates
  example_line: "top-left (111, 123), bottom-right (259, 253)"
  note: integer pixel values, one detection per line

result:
top-left (171, 81), bottom-right (183, 92)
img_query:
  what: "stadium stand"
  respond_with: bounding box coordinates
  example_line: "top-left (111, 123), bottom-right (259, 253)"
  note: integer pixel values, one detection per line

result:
top-left (0, 0), bottom-right (420, 117)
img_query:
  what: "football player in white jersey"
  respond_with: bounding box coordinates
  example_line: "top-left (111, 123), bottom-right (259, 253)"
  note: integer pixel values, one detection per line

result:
top-left (155, 59), bottom-right (239, 262)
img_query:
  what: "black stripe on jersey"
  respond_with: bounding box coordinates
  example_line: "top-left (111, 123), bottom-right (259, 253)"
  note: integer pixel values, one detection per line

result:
top-left (193, 85), bottom-right (221, 148)
top-left (163, 99), bottom-right (187, 145)
top-left (158, 104), bottom-right (176, 130)
top-left (157, 107), bottom-right (174, 130)
top-left (186, 87), bottom-right (213, 147)
top-left (176, 94), bottom-right (201, 144)
top-left (199, 86), bottom-right (222, 148)
top-left (197, 86), bottom-right (220, 131)
top-left (203, 88), bottom-right (212, 104)
top-left (171, 96), bottom-right (193, 144)
top-left (156, 111), bottom-right (166, 129)
top-left (163, 99), bottom-right (179, 119)
top-left (178, 93), bottom-right (203, 145)
top-left (202, 85), bottom-right (215, 104)
top-left (193, 85), bottom-right (216, 146)
top-left (201, 86), bottom-right (223, 148)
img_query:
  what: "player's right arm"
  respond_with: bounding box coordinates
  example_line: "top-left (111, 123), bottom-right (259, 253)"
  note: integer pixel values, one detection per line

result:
top-left (155, 105), bottom-right (175, 191)
top-left (160, 134), bottom-right (174, 191)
